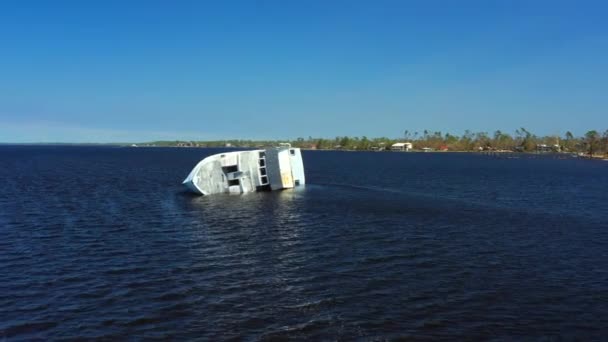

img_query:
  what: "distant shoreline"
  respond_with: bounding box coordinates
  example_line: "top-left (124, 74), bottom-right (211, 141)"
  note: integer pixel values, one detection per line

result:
top-left (2, 142), bottom-right (607, 160)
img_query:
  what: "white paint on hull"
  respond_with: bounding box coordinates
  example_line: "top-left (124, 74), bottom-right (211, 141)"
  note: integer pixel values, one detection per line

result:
top-left (182, 146), bottom-right (305, 195)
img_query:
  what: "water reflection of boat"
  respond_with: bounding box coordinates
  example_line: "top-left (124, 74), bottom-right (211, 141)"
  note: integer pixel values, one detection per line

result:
top-left (183, 144), bottom-right (305, 195)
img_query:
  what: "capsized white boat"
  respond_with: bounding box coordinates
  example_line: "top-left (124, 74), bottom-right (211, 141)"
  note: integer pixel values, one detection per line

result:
top-left (182, 144), bottom-right (305, 195)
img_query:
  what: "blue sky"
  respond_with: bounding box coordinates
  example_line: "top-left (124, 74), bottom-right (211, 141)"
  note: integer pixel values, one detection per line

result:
top-left (0, 0), bottom-right (606, 142)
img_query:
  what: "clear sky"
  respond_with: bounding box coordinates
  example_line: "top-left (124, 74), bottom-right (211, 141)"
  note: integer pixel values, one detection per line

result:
top-left (0, 0), bottom-right (606, 143)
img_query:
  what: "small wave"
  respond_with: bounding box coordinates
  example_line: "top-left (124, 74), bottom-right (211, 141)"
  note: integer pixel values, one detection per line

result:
top-left (1, 321), bottom-right (57, 339)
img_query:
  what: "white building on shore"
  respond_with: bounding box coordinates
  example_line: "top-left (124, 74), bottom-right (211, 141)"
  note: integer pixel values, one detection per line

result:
top-left (391, 142), bottom-right (413, 151)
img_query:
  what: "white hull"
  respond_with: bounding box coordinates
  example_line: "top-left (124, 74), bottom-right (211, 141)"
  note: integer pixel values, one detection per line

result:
top-left (183, 146), bottom-right (305, 195)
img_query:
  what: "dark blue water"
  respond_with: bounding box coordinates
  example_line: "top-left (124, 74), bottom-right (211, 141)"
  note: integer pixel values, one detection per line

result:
top-left (1, 146), bottom-right (607, 340)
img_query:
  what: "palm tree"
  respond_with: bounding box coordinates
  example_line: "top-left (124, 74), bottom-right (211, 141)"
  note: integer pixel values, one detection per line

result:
top-left (585, 130), bottom-right (600, 156)
top-left (602, 130), bottom-right (608, 156)
top-left (564, 131), bottom-right (574, 151)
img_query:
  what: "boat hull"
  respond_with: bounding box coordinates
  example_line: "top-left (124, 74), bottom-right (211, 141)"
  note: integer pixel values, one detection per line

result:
top-left (182, 147), bottom-right (305, 195)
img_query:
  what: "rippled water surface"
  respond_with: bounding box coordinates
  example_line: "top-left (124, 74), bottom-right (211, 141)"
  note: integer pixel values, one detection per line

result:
top-left (1, 146), bottom-right (607, 339)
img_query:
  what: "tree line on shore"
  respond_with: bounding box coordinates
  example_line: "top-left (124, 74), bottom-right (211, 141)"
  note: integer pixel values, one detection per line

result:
top-left (148, 128), bottom-right (608, 155)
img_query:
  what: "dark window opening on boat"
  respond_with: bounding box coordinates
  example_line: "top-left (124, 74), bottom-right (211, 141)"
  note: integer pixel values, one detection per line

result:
top-left (260, 168), bottom-right (267, 176)
top-left (259, 151), bottom-right (266, 158)
top-left (260, 176), bottom-right (268, 184)
top-left (222, 165), bottom-right (238, 173)
top-left (259, 159), bottom-right (265, 167)
top-left (290, 149), bottom-right (295, 156)
top-left (256, 184), bottom-right (271, 192)
top-left (228, 179), bottom-right (240, 186)
top-left (294, 180), bottom-right (300, 186)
